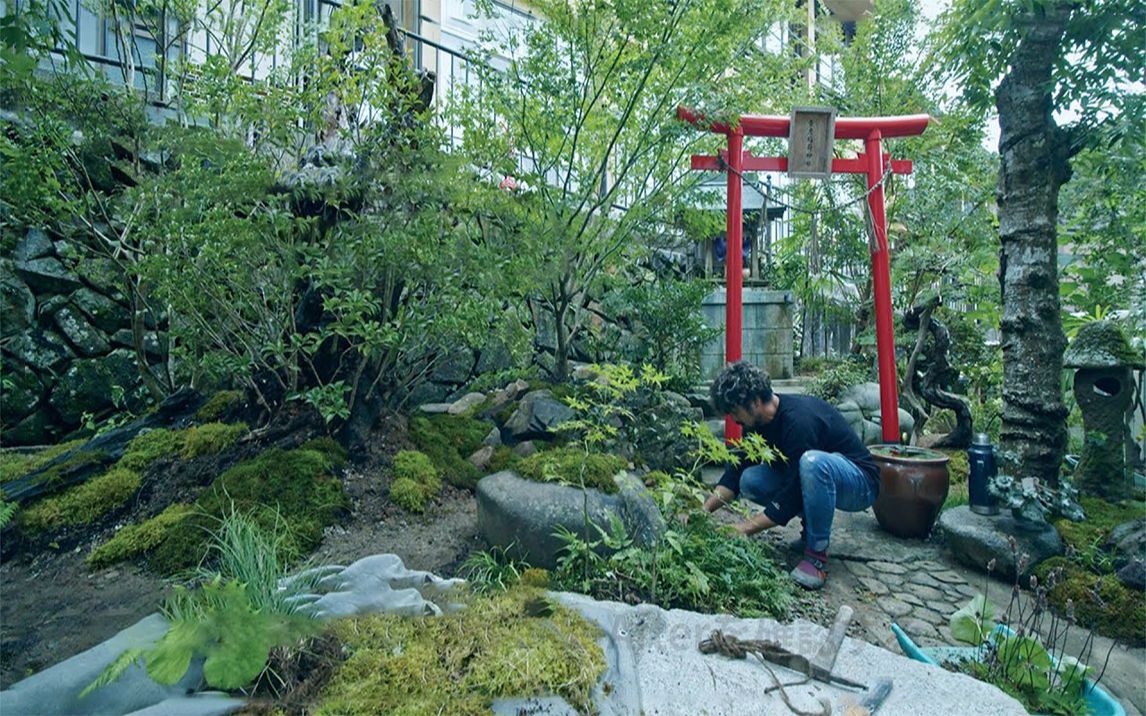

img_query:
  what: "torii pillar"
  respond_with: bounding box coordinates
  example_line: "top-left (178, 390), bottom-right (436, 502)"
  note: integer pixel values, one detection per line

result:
top-left (678, 108), bottom-right (930, 443)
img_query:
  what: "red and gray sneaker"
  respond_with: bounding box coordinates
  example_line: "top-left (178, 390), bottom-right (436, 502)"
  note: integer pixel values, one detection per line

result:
top-left (791, 549), bottom-right (828, 590)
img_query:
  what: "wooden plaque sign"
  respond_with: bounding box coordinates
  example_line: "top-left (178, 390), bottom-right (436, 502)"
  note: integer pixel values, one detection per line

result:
top-left (787, 106), bottom-right (837, 179)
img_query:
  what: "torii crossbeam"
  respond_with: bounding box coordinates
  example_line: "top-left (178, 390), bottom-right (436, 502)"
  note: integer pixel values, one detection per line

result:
top-left (678, 107), bottom-right (930, 443)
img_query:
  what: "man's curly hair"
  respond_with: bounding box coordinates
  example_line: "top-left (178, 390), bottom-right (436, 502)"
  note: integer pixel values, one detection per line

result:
top-left (710, 361), bottom-right (773, 414)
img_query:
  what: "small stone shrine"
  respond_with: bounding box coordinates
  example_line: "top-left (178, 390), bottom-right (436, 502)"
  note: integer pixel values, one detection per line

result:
top-left (1062, 321), bottom-right (1144, 500)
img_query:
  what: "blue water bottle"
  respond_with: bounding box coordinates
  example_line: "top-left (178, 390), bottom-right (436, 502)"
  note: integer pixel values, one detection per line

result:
top-left (968, 432), bottom-right (998, 515)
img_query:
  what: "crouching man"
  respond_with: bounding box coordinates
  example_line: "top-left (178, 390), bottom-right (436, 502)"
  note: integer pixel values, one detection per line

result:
top-left (701, 361), bottom-right (880, 590)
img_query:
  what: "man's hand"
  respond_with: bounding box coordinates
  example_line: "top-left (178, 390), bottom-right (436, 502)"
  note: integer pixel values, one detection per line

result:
top-left (732, 513), bottom-right (777, 537)
top-left (702, 486), bottom-right (736, 514)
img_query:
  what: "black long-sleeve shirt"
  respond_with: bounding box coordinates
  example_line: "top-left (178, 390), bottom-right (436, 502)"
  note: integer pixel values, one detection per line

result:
top-left (716, 394), bottom-right (880, 526)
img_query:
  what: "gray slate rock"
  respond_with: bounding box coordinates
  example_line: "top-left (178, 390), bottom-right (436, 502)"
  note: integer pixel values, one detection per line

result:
top-left (1, 408), bottom-right (59, 445)
top-left (0, 614), bottom-right (204, 716)
top-left (513, 441), bottom-right (537, 457)
top-left (505, 389), bottom-right (574, 440)
top-left (1107, 518), bottom-right (1145, 569)
top-left (937, 505), bottom-right (1063, 580)
top-left (15, 256), bottom-right (82, 293)
top-left (448, 391), bottom-right (487, 415)
top-left (74, 287), bottom-right (130, 333)
top-left (14, 228), bottom-right (54, 262)
top-left (0, 364), bottom-right (44, 420)
top-left (468, 445), bottom-right (495, 472)
top-left (1116, 558), bottom-right (1145, 591)
top-left (49, 349), bottom-right (139, 425)
top-left (56, 305), bottom-right (112, 356)
top-left (417, 402), bottom-right (453, 414)
top-left (0, 268), bottom-right (35, 339)
top-left (110, 329), bottom-right (166, 357)
top-left (482, 426), bottom-right (502, 447)
top-left (3, 332), bottom-right (75, 372)
top-left (476, 471), bottom-right (666, 569)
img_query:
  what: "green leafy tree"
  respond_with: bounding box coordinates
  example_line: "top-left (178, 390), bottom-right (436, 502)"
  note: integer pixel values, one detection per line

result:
top-left (452, 0), bottom-right (809, 381)
top-left (936, 0), bottom-right (1144, 486)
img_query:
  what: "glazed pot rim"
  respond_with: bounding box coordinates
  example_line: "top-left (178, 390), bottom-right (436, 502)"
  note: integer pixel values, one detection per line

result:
top-left (870, 444), bottom-right (951, 464)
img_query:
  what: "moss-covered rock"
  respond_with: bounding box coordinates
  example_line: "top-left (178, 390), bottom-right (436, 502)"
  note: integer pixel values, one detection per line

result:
top-left (194, 390), bottom-right (244, 422)
top-left (148, 446), bottom-right (349, 574)
top-left (1052, 496), bottom-right (1144, 574)
top-left (180, 422), bottom-right (247, 459)
top-left (409, 414), bottom-right (492, 489)
top-left (86, 503), bottom-right (195, 569)
top-left (488, 445), bottom-right (519, 473)
top-left (19, 467), bottom-right (141, 533)
top-left (1062, 321), bottom-right (1145, 369)
top-left (316, 588), bottom-right (605, 715)
top-left (1034, 556), bottom-right (1145, 646)
top-left (0, 439), bottom-right (85, 484)
top-left (516, 447), bottom-right (627, 494)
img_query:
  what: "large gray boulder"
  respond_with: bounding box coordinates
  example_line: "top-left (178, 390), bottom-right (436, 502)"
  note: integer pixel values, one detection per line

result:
top-left (836, 382), bottom-right (915, 445)
top-left (15, 256), bottom-right (82, 294)
top-left (0, 614), bottom-right (213, 716)
top-left (504, 389), bottom-right (575, 440)
top-left (476, 470), bottom-right (666, 569)
top-left (1, 366), bottom-right (44, 421)
top-left (937, 505), bottom-right (1063, 581)
top-left (73, 287), bottom-right (130, 333)
top-left (3, 332), bottom-right (75, 372)
top-left (13, 228), bottom-right (54, 262)
top-left (1108, 518), bottom-right (1146, 590)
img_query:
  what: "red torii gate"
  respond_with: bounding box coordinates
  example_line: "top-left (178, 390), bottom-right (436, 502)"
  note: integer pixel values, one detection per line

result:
top-left (677, 108), bottom-right (930, 443)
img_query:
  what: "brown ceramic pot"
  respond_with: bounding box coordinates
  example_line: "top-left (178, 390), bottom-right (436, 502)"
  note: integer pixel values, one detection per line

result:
top-left (870, 445), bottom-right (950, 539)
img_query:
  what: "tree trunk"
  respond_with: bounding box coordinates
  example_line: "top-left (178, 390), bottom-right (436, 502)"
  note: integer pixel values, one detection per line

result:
top-left (994, 4), bottom-right (1073, 486)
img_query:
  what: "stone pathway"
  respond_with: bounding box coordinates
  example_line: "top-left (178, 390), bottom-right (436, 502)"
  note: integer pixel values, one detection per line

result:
top-left (693, 474), bottom-right (1146, 716)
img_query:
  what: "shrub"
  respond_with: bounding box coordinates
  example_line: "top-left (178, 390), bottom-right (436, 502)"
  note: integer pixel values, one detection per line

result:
top-left (87, 504), bottom-right (196, 569)
top-left (516, 447), bottom-right (626, 494)
top-left (180, 422), bottom-right (247, 459)
top-left (20, 467), bottom-right (142, 533)
top-left (805, 358), bottom-right (871, 403)
top-left (408, 414), bottom-right (491, 489)
top-left (147, 446), bottom-right (348, 574)
top-left (317, 588), bottom-right (604, 715)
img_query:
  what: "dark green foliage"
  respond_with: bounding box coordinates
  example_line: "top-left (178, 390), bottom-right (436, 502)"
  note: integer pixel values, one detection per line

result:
top-left (805, 358), bottom-right (872, 403)
top-left (148, 446), bottom-right (348, 574)
top-left (408, 414), bottom-right (491, 489)
top-left (1034, 557), bottom-right (1145, 646)
top-left (516, 447), bottom-right (626, 494)
top-left (553, 512), bottom-right (793, 619)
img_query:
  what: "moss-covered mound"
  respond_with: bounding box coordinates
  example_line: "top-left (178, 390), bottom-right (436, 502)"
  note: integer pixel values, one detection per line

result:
top-left (316, 588), bottom-right (605, 715)
top-left (19, 467), bottom-right (142, 533)
top-left (0, 440), bottom-right (86, 484)
top-left (1034, 556), bottom-right (1145, 646)
top-left (516, 447), bottom-right (627, 494)
top-left (194, 390), bottom-right (244, 422)
top-left (1053, 496), bottom-right (1144, 574)
top-left (389, 450), bottom-right (442, 513)
top-left (409, 414), bottom-right (492, 489)
top-left (87, 503), bottom-right (195, 569)
top-left (147, 443), bottom-right (349, 574)
top-left (119, 422), bottom-right (246, 472)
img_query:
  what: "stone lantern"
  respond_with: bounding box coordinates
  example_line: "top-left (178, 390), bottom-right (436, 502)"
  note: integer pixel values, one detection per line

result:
top-left (1062, 321), bottom-right (1145, 500)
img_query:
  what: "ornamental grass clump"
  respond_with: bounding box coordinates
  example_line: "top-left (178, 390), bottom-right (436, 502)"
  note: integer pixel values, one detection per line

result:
top-left (315, 588), bottom-right (605, 716)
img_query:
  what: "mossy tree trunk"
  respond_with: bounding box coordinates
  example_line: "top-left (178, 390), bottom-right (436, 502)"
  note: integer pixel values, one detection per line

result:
top-left (994, 4), bottom-right (1074, 487)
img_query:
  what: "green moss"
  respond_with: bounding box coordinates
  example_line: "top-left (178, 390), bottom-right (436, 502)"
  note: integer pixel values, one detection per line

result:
top-left (181, 422), bottom-right (247, 459)
top-left (493, 401), bottom-right (518, 426)
top-left (298, 437), bottom-right (349, 467)
top-left (1052, 496), bottom-right (1144, 573)
top-left (1034, 556), bottom-right (1145, 646)
top-left (0, 440), bottom-right (86, 484)
top-left (408, 414), bottom-right (491, 489)
top-left (86, 503), bottom-right (195, 569)
top-left (148, 446), bottom-right (349, 575)
top-left (489, 445), bottom-right (519, 473)
top-left (194, 390), bottom-right (244, 422)
top-left (19, 467), bottom-right (142, 533)
top-left (519, 568), bottom-right (551, 589)
top-left (389, 451), bottom-right (441, 513)
top-left (316, 588), bottom-right (605, 715)
top-left (119, 428), bottom-right (185, 471)
top-left (516, 447), bottom-right (626, 494)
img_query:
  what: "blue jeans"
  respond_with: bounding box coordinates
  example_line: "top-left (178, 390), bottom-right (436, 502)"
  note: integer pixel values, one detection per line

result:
top-left (740, 450), bottom-right (876, 553)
